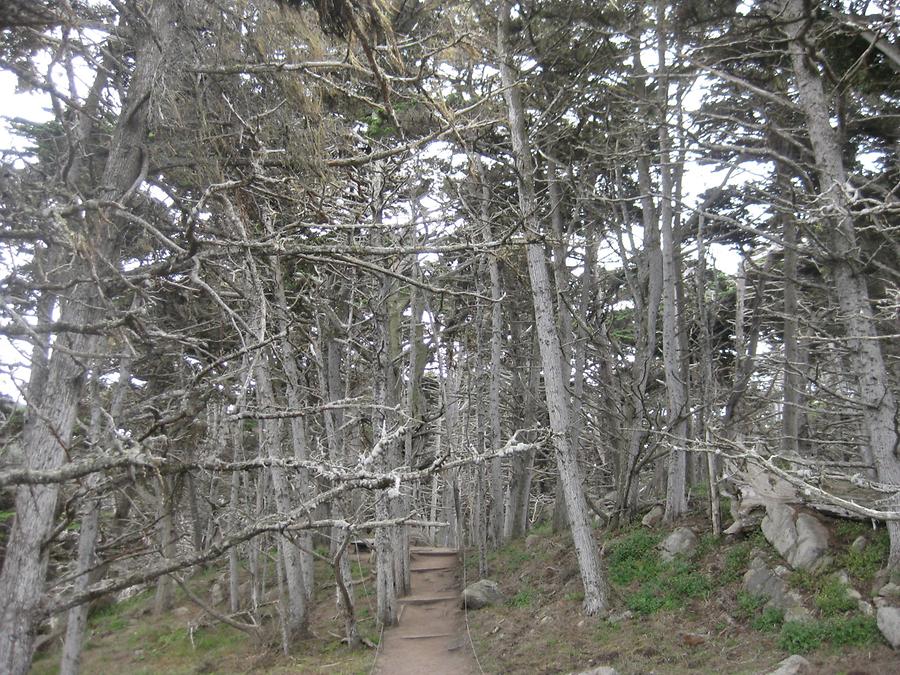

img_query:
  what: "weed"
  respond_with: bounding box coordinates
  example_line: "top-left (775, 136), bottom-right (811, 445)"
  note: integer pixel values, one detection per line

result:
top-left (626, 587), bottom-right (666, 615)
top-left (509, 588), bottom-right (535, 608)
top-left (564, 591), bottom-right (584, 603)
top-left (606, 529), bottom-right (662, 585)
top-left (668, 560), bottom-right (711, 600)
top-left (777, 620), bottom-right (823, 653)
top-left (750, 607), bottom-right (784, 632)
top-left (736, 591), bottom-right (766, 620)
top-left (789, 569), bottom-right (819, 594)
top-left (778, 616), bottom-right (883, 653)
top-left (722, 543), bottom-right (751, 584)
top-left (841, 529), bottom-right (889, 583)
top-left (695, 533), bottom-right (719, 558)
top-left (815, 577), bottom-right (857, 617)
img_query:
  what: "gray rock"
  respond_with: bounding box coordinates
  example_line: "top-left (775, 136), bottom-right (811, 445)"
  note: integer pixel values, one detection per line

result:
top-left (876, 605), bottom-right (900, 649)
top-left (571, 668), bottom-right (618, 675)
top-left (460, 579), bottom-right (504, 610)
top-left (641, 505), bottom-right (664, 528)
top-left (172, 606), bottom-right (190, 617)
top-left (607, 610), bottom-right (633, 625)
top-left (743, 560), bottom-right (808, 616)
top-left (525, 534), bottom-right (540, 549)
top-left (761, 504), bottom-right (829, 571)
top-left (850, 535), bottom-right (868, 553)
top-left (659, 527), bottom-right (698, 561)
top-left (765, 654), bottom-right (811, 675)
top-left (878, 582), bottom-right (900, 599)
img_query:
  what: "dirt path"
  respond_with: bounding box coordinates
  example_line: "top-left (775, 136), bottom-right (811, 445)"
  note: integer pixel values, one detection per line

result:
top-left (374, 547), bottom-right (477, 675)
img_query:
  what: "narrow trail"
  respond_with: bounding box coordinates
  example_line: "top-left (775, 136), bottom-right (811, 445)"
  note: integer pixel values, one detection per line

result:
top-left (374, 547), bottom-right (477, 675)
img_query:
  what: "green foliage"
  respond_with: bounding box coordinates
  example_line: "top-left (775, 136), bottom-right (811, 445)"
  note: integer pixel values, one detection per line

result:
top-left (777, 616), bottom-right (882, 653)
top-left (695, 533), bottom-right (719, 558)
top-left (841, 529), bottom-right (889, 583)
top-left (606, 529), bottom-right (663, 585)
top-left (736, 591), bottom-right (767, 620)
top-left (508, 588), bottom-right (535, 608)
top-left (788, 569), bottom-right (819, 594)
top-left (814, 577), bottom-right (857, 617)
top-left (722, 543), bottom-right (751, 584)
top-left (750, 607), bottom-right (784, 632)
top-left (0, 510), bottom-right (14, 524)
top-left (777, 620), bottom-right (823, 653)
top-left (606, 530), bottom-right (711, 616)
top-left (564, 591), bottom-right (584, 603)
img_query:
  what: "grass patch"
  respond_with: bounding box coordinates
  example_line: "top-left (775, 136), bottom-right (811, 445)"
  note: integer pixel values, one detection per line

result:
top-left (606, 529), bottom-right (662, 585)
top-left (750, 607), bottom-right (784, 632)
top-left (508, 588), bottom-right (535, 608)
top-left (735, 591), bottom-right (767, 620)
top-left (722, 542), bottom-right (751, 584)
top-left (815, 577), bottom-right (857, 617)
top-left (778, 616), bottom-right (882, 653)
top-left (606, 529), bottom-right (711, 616)
top-left (840, 529), bottom-right (889, 583)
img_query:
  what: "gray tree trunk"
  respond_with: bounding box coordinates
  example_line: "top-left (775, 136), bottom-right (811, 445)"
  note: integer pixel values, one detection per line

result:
top-left (778, 0), bottom-right (900, 566)
top-left (0, 5), bottom-right (177, 671)
top-left (499, 0), bottom-right (608, 615)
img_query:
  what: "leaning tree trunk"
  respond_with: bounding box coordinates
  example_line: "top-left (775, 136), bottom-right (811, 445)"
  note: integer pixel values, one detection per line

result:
top-left (499, 0), bottom-right (608, 615)
top-left (0, 5), bottom-right (176, 672)
top-left (778, 0), bottom-right (900, 566)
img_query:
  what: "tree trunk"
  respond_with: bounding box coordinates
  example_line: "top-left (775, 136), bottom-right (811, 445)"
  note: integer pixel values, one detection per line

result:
top-left (0, 4), bottom-right (177, 671)
top-left (499, 0), bottom-right (608, 615)
top-left (778, 0), bottom-right (900, 566)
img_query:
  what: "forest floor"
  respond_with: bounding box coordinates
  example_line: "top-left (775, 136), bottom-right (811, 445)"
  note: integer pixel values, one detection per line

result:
top-left (28, 516), bottom-right (899, 674)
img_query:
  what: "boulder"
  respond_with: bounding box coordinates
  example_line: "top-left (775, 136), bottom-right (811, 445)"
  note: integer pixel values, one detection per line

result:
top-left (742, 557), bottom-right (808, 616)
top-left (460, 579), bottom-right (504, 610)
top-left (876, 605), bottom-right (900, 649)
top-left (641, 505), bottom-right (664, 528)
top-left (765, 654), bottom-right (811, 675)
top-left (761, 504), bottom-right (830, 571)
top-left (850, 535), bottom-right (868, 553)
top-left (659, 527), bottom-right (698, 561)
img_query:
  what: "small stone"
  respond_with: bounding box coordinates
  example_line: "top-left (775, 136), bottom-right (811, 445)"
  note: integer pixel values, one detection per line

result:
top-left (571, 668), bottom-right (618, 675)
top-left (858, 600), bottom-right (875, 616)
top-left (525, 534), bottom-right (540, 549)
top-left (540, 615), bottom-right (551, 624)
top-left (641, 505), bottom-right (664, 528)
top-left (607, 610), bottom-right (633, 625)
top-left (173, 606), bottom-right (190, 617)
top-left (876, 605), bottom-right (900, 649)
top-left (659, 527), bottom-right (698, 561)
top-left (850, 535), bottom-right (868, 553)
top-left (766, 654), bottom-right (811, 675)
top-left (461, 579), bottom-right (504, 610)
top-left (784, 605), bottom-right (811, 622)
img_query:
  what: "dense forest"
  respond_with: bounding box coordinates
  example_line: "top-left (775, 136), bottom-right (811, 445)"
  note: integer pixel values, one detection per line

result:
top-left (0, 1), bottom-right (898, 673)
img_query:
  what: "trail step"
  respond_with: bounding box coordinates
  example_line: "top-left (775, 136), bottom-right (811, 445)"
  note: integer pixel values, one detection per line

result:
top-left (397, 594), bottom-right (457, 605)
top-left (411, 549), bottom-right (458, 558)
top-left (398, 632), bottom-right (454, 640)
top-left (410, 565), bottom-right (451, 572)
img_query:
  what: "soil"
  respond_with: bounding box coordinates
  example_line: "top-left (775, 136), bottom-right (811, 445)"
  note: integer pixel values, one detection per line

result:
top-left (375, 547), bottom-right (477, 675)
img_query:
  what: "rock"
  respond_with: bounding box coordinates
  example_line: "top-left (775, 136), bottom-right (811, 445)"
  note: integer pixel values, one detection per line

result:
top-left (876, 605), bottom-right (900, 649)
top-left (858, 600), bottom-right (875, 616)
top-left (460, 579), bottom-right (504, 610)
top-left (209, 581), bottom-right (224, 606)
top-left (642, 505), bottom-right (664, 528)
top-left (761, 504), bottom-right (830, 571)
top-left (850, 535), bottom-right (868, 552)
top-left (766, 654), bottom-right (811, 675)
top-left (878, 583), bottom-right (900, 600)
top-left (743, 560), bottom-right (808, 617)
top-left (659, 527), bottom-right (698, 561)
top-left (526, 534), bottom-right (540, 549)
top-left (571, 668), bottom-right (618, 675)
top-left (172, 606), bottom-right (190, 618)
top-left (607, 610), bottom-right (633, 625)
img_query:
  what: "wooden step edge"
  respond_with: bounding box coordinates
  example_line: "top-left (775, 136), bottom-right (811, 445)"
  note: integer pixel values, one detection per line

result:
top-left (411, 550), bottom-right (459, 557)
top-left (410, 565), bottom-right (453, 572)
top-left (398, 633), bottom-right (454, 640)
top-left (397, 594), bottom-right (458, 605)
